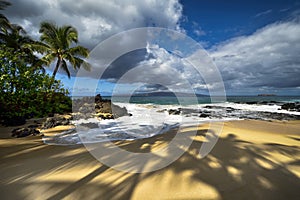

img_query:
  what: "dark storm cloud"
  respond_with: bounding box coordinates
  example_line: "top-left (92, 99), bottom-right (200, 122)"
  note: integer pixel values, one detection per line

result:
top-left (3, 0), bottom-right (47, 18)
top-left (3, 0), bottom-right (300, 94)
top-left (101, 49), bottom-right (148, 80)
top-left (3, 0), bottom-right (183, 48)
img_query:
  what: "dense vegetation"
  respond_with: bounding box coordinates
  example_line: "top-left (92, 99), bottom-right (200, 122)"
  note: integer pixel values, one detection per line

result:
top-left (0, 1), bottom-right (89, 125)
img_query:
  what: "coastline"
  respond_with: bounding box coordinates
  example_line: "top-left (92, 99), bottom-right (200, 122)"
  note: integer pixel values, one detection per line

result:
top-left (1, 119), bottom-right (300, 200)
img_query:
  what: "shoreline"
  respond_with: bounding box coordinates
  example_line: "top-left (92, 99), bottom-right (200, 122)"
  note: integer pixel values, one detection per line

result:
top-left (1, 119), bottom-right (300, 199)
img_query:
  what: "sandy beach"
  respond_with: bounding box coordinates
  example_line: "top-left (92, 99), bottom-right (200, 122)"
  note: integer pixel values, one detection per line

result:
top-left (1, 120), bottom-right (300, 200)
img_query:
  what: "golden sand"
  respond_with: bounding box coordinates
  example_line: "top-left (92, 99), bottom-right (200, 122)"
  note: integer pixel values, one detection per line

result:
top-left (0, 120), bottom-right (299, 200)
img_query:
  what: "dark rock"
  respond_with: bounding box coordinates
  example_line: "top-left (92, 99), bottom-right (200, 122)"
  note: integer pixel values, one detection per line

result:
top-left (226, 107), bottom-right (235, 112)
top-left (281, 103), bottom-right (300, 112)
top-left (12, 127), bottom-right (40, 138)
top-left (245, 101), bottom-right (258, 105)
top-left (111, 104), bottom-right (129, 118)
top-left (28, 124), bottom-right (39, 129)
top-left (199, 113), bottom-right (210, 118)
top-left (168, 109), bottom-right (181, 115)
top-left (80, 123), bottom-right (99, 129)
top-left (72, 94), bottom-right (129, 120)
top-left (95, 113), bottom-right (114, 119)
top-left (41, 114), bottom-right (70, 129)
top-left (94, 94), bottom-right (103, 103)
top-left (98, 102), bottom-right (112, 113)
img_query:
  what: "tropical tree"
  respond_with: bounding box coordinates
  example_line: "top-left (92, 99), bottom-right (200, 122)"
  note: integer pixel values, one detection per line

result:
top-left (0, 0), bottom-right (11, 38)
top-left (0, 23), bottom-right (42, 73)
top-left (0, 45), bottom-right (71, 125)
top-left (34, 21), bottom-right (90, 78)
top-left (0, 0), bottom-right (10, 10)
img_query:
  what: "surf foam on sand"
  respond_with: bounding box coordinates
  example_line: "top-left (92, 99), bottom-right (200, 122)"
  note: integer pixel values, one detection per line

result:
top-left (43, 102), bottom-right (300, 145)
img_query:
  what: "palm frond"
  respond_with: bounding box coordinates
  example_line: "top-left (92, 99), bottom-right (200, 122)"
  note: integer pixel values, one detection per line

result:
top-left (37, 21), bottom-right (89, 79)
top-left (61, 59), bottom-right (71, 78)
top-left (10, 24), bottom-right (26, 35)
top-left (81, 60), bottom-right (91, 71)
top-left (0, 14), bottom-right (11, 31)
top-left (40, 21), bottom-right (60, 49)
top-left (26, 41), bottom-right (51, 54)
top-left (68, 46), bottom-right (89, 57)
top-left (73, 57), bottom-right (91, 71)
top-left (61, 25), bottom-right (78, 48)
top-left (0, 0), bottom-right (11, 10)
top-left (40, 53), bottom-right (56, 66)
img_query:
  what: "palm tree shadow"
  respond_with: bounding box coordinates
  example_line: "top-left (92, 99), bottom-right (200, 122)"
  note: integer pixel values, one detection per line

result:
top-left (47, 165), bottom-right (110, 200)
top-left (1, 126), bottom-right (300, 200)
top-left (164, 131), bottom-right (300, 199)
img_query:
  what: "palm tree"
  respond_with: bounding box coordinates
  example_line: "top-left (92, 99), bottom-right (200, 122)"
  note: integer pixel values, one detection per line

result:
top-left (0, 0), bottom-right (10, 10)
top-left (35, 21), bottom-right (90, 78)
top-left (0, 23), bottom-right (41, 67)
top-left (1, 23), bottom-right (29, 49)
top-left (0, 0), bottom-right (12, 37)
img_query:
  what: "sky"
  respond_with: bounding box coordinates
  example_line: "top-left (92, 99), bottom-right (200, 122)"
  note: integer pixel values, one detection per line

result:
top-left (3, 0), bottom-right (300, 96)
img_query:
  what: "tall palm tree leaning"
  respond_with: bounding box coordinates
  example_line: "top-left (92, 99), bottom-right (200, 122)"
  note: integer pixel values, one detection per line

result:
top-left (36, 21), bottom-right (90, 79)
top-left (0, 0), bottom-right (12, 37)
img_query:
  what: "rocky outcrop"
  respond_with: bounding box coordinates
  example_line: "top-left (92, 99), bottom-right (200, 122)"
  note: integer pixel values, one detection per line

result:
top-left (281, 102), bottom-right (300, 112)
top-left (167, 105), bottom-right (300, 121)
top-left (73, 94), bottom-right (129, 120)
top-left (79, 122), bottom-right (99, 129)
top-left (12, 127), bottom-right (41, 138)
top-left (41, 114), bottom-right (72, 129)
top-left (168, 109), bottom-right (181, 115)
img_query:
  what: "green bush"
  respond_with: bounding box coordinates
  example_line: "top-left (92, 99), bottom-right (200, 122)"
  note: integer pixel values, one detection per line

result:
top-left (0, 46), bottom-right (71, 125)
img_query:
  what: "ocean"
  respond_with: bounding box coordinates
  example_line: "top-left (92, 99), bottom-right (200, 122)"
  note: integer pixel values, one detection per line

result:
top-left (108, 95), bottom-right (300, 105)
top-left (44, 96), bottom-right (300, 145)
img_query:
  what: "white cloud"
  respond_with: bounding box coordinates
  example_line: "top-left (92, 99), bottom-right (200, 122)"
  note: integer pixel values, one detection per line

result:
top-left (254, 9), bottom-right (272, 18)
top-left (192, 21), bottom-right (206, 36)
top-left (4, 1), bottom-right (300, 95)
top-left (4, 0), bottom-right (183, 48)
top-left (210, 20), bottom-right (300, 92)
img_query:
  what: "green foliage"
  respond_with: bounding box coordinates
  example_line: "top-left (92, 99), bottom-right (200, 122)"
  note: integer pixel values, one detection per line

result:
top-left (0, 46), bottom-right (71, 124)
top-left (0, 8), bottom-right (89, 125)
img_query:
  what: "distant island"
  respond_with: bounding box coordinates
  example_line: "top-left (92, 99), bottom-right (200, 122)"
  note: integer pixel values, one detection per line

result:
top-left (258, 94), bottom-right (277, 96)
top-left (111, 92), bottom-right (208, 97)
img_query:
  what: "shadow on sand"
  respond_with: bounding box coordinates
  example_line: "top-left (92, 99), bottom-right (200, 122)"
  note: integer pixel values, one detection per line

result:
top-left (0, 127), bottom-right (299, 200)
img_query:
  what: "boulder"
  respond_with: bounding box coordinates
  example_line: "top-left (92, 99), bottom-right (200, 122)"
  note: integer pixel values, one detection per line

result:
top-left (95, 94), bottom-right (103, 103)
top-left (95, 113), bottom-right (114, 119)
top-left (80, 122), bottom-right (99, 129)
top-left (41, 114), bottom-right (71, 129)
top-left (72, 94), bottom-right (129, 120)
top-left (168, 109), bottom-right (181, 115)
top-left (199, 113), bottom-right (210, 118)
top-left (12, 127), bottom-right (40, 138)
top-left (281, 102), bottom-right (300, 112)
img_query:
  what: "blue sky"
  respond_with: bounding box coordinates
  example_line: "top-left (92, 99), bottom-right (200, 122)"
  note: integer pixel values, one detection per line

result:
top-left (4, 0), bottom-right (300, 96)
top-left (181, 0), bottom-right (300, 46)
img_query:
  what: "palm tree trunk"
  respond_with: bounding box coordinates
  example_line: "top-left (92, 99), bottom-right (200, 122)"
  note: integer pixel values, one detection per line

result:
top-left (52, 58), bottom-right (61, 78)
top-left (48, 58), bottom-right (61, 90)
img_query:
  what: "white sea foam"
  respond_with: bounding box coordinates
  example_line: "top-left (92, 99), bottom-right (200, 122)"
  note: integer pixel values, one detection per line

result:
top-left (43, 102), bottom-right (299, 145)
top-left (201, 102), bottom-right (300, 115)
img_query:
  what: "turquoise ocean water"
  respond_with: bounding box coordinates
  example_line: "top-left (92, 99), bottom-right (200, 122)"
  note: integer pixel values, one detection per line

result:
top-left (102, 96), bottom-right (300, 105)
